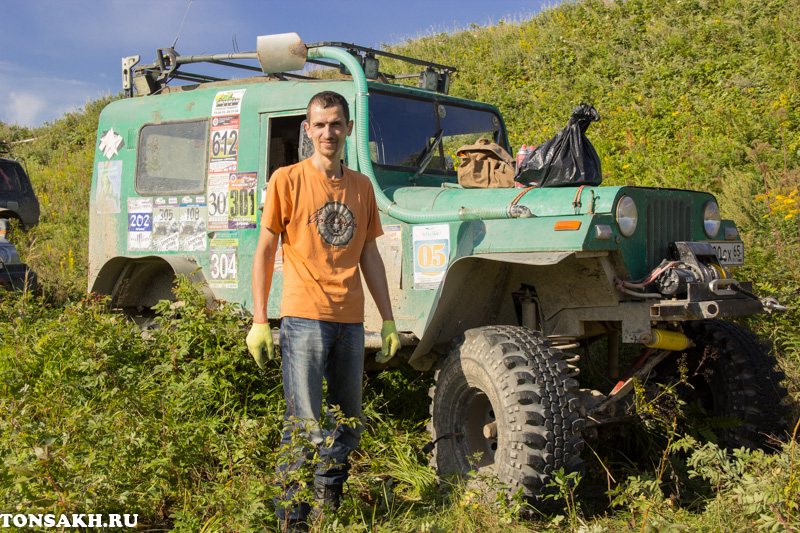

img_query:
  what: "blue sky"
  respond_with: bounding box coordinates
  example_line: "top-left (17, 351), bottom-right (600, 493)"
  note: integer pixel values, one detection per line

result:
top-left (1, 0), bottom-right (548, 128)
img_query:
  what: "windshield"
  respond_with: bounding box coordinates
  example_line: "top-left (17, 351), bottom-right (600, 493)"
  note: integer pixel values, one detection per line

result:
top-left (0, 162), bottom-right (22, 192)
top-left (368, 92), bottom-right (505, 173)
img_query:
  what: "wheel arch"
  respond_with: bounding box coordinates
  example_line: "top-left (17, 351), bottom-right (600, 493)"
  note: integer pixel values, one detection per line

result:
top-left (90, 255), bottom-right (214, 310)
top-left (0, 209), bottom-right (24, 228)
top-left (407, 251), bottom-right (581, 370)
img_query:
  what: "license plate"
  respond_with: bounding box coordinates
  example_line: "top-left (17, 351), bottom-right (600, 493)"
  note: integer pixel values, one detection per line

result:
top-left (709, 241), bottom-right (744, 266)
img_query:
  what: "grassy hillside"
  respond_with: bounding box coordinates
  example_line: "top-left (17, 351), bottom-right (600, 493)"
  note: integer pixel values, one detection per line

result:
top-left (2, 0), bottom-right (800, 530)
top-left (385, 0), bottom-right (800, 375)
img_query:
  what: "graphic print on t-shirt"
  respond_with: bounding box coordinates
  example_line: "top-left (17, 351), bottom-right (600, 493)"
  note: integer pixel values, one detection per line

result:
top-left (307, 201), bottom-right (357, 247)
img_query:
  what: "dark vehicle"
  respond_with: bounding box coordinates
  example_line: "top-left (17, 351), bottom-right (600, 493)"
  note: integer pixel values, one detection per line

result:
top-left (0, 156), bottom-right (40, 228)
top-left (0, 218), bottom-right (37, 291)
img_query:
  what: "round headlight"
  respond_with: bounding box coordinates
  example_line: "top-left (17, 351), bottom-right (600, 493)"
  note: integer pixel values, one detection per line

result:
top-left (703, 201), bottom-right (721, 238)
top-left (616, 195), bottom-right (638, 237)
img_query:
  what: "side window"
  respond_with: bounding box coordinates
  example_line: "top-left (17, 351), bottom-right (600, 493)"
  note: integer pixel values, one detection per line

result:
top-left (0, 163), bottom-right (22, 192)
top-left (267, 115), bottom-right (305, 178)
top-left (136, 120), bottom-right (208, 195)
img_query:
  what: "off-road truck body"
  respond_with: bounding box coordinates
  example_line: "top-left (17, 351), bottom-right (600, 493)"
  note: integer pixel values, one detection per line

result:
top-left (88, 33), bottom-right (787, 503)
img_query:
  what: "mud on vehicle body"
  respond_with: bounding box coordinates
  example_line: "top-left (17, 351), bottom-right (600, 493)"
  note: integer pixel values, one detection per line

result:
top-left (88, 33), bottom-right (788, 505)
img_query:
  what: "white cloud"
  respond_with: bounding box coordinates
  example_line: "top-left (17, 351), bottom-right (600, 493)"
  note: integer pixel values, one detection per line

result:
top-left (5, 93), bottom-right (47, 127)
top-left (0, 61), bottom-right (109, 127)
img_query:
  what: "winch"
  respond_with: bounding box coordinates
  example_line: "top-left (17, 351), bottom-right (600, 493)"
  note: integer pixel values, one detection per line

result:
top-left (653, 241), bottom-right (728, 297)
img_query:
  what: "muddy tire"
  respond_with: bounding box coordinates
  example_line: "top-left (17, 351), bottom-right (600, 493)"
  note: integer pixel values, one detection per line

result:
top-left (677, 320), bottom-right (789, 449)
top-left (428, 325), bottom-right (585, 503)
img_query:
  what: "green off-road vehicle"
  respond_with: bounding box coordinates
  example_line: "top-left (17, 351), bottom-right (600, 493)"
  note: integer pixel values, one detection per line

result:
top-left (88, 33), bottom-right (788, 504)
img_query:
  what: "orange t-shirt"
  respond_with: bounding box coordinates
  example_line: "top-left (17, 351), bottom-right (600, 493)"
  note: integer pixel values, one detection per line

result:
top-left (261, 158), bottom-right (384, 323)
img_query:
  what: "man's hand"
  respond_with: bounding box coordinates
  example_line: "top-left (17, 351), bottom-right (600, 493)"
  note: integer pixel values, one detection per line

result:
top-left (246, 323), bottom-right (275, 369)
top-left (376, 320), bottom-right (401, 363)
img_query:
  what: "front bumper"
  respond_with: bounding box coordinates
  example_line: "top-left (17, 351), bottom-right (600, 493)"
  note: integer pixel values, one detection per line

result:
top-left (650, 281), bottom-right (764, 321)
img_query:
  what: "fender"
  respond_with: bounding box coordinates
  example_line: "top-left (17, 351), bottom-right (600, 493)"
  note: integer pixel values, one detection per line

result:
top-left (90, 255), bottom-right (214, 309)
top-left (407, 251), bottom-right (576, 370)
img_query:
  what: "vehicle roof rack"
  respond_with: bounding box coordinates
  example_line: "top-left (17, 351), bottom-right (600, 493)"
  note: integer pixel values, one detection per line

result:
top-left (124, 39), bottom-right (457, 98)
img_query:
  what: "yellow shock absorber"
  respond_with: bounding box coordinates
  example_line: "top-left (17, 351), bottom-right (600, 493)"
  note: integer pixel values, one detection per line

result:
top-left (644, 329), bottom-right (691, 351)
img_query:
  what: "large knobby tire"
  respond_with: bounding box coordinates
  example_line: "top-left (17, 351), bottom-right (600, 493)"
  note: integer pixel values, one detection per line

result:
top-left (678, 320), bottom-right (789, 449)
top-left (428, 326), bottom-right (585, 503)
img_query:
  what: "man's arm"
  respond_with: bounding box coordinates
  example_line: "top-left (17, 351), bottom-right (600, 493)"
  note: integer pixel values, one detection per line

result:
top-left (251, 227), bottom-right (279, 323)
top-left (246, 227), bottom-right (280, 368)
top-left (360, 240), bottom-right (393, 321)
top-left (361, 240), bottom-right (401, 362)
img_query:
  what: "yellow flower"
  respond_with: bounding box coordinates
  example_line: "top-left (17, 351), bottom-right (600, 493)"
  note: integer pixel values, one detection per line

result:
top-left (622, 164), bottom-right (631, 169)
top-left (785, 214), bottom-right (793, 220)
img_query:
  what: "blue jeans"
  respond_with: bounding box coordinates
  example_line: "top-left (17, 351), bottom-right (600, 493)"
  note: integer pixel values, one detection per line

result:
top-left (274, 316), bottom-right (365, 521)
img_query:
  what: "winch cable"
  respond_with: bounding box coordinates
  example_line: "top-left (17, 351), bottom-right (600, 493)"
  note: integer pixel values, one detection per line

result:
top-left (730, 283), bottom-right (789, 312)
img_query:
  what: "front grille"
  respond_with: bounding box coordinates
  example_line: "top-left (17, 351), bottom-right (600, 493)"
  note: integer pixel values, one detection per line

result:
top-left (646, 199), bottom-right (691, 271)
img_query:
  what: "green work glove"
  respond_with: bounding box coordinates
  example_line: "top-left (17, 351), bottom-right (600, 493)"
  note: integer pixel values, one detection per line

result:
top-left (376, 320), bottom-right (401, 364)
top-left (246, 323), bottom-right (275, 369)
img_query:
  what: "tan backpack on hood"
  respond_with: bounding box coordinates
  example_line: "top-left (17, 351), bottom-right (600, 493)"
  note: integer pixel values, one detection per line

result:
top-left (456, 138), bottom-right (516, 188)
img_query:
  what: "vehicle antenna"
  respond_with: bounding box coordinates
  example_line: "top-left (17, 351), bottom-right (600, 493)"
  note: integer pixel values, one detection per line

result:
top-left (171, 0), bottom-right (195, 49)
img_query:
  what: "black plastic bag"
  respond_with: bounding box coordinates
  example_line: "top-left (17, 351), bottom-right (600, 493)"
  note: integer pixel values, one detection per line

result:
top-left (515, 104), bottom-right (601, 188)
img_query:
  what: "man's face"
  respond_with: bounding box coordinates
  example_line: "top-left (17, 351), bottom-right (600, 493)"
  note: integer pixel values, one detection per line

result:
top-left (304, 104), bottom-right (353, 160)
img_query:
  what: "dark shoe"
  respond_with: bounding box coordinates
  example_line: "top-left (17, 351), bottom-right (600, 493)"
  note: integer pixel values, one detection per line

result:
top-left (310, 482), bottom-right (343, 520)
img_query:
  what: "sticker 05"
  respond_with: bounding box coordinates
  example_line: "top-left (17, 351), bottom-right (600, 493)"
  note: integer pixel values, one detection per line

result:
top-left (152, 199), bottom-right (180, 252)
top-left (127, 197), bottom-right (153, 251)
top-left (96, 161), bottom-right (122, 214)
top-left (228, 172), bottom-right (257, 229)
top-left (209, 232), bottom-right (238, 289)
top-left (412, 224), bottom-right (450, 290)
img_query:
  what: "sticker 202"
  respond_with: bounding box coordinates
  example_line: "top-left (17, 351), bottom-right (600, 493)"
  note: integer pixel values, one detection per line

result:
top-left (128, 213), bottom-right (151, 231)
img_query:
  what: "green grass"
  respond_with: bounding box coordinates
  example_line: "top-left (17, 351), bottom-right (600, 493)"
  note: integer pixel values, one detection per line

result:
top-left (2, 0), bottom-right (800, 529)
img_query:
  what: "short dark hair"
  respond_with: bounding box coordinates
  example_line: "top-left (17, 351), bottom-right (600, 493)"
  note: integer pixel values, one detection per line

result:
top-left (306, 91), bottom-right (350, 122)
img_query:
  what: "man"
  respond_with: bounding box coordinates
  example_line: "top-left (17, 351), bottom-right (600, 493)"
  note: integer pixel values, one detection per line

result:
top-left (246, 90), bottom-right (400, 531)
